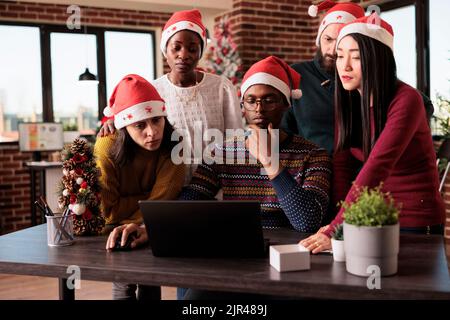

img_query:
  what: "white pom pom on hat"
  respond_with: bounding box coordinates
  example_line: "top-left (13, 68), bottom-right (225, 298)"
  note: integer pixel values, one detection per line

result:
top-left (308, 5), bottom-right (318, 17)
top-left (291, 89), bottom-right (303, 99)
top-left (103, 106), bottom-right (114, 117)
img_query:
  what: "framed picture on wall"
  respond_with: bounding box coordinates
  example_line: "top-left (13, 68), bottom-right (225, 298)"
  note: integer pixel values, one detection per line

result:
top-left (18, 122), bottom-right (64, 152)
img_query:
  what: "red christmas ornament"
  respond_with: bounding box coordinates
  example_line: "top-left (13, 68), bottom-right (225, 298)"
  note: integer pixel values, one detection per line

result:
top-left (82, 208), bottom-right (92, 220)
top-left (73, 154), bottom-right (87, 163)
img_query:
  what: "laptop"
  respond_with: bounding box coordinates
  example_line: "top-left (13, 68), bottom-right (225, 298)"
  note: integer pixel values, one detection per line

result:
top-left (139, 200), bottom-right (267, 258)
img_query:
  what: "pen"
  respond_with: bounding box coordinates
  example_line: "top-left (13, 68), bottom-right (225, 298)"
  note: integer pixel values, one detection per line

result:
top-left (34, 201), bottom-right (46, 215)
top-left (55, 208), bottom-right (74, 243)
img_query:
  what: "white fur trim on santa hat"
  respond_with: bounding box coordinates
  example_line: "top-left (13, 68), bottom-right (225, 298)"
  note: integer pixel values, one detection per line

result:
top-left (336, 22), bottom-right (394, 52)
top-left (241, 72), bottom-right (293, 106)
top-left (315, 11), bottom-right (357, 46)
top-left (114, 100), bottom-right (166, 129)
top-left (308, 5), bottom-right (318, 17)
top-left (160, 20), bottom-right (207, 58)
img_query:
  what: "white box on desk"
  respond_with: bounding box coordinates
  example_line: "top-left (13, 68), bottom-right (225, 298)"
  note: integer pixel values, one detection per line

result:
top-left (269, 244), bottom-right (310, 272)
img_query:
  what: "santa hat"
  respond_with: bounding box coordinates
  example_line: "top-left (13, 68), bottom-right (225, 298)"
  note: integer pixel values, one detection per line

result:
top-left (336, 12), bottom-right (394, 51)
top-left (309, 1), bottom-right (365, 47)
top-left (160, 9), bottom-right (207, 58)
top-left (103, 74), bottom-right (167, 130)
top-left (240, 56), bottom-right (302, 106)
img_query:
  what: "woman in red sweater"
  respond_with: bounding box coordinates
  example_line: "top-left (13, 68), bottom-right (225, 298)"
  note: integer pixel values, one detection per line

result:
top-left (301, 13), bottom-right (445, 253)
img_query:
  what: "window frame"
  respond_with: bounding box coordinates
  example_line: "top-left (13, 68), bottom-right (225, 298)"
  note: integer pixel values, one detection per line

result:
top-left (0, 20), bottom-right (157, 124)
top-left (378, 0), bottom-right (430, 96)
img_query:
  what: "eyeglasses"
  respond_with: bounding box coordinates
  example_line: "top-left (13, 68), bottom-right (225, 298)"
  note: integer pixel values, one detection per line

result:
top-left (241, 96), bottom-right (283, 111)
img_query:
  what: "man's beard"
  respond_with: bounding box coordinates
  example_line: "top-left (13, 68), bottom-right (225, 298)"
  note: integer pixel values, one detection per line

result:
top-left (315, 48), bottom-right (336, 75)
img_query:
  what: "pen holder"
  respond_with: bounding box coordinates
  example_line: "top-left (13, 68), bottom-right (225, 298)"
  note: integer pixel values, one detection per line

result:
top-left (46, 214), bottom-right (74, 247)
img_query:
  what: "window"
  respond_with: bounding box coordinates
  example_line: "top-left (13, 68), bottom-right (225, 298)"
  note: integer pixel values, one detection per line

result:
top-left (0, 25), bottom-right (42, 141)
top-left (430, 0), bottom-right (450, 101)
top-left (51, 33), bottom-right (99, 134)
top-left (381, 5), bottom-right (417, 88)
top-left (105, 31), bottom-right (155, 99)
top-left (0, 22), bottom-right (156, 141)
top-left (429, 0), bottom-right (450, 136)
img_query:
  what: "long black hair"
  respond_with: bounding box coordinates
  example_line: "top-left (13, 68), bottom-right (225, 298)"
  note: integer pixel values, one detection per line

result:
top-left (109, 117), bottom-right (177, 167)
top-left (334, 33), bottom-right (398, 160)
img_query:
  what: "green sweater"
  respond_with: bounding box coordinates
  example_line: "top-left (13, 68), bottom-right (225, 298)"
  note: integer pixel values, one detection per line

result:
top-left (281, 58), bottom-right (335, 154)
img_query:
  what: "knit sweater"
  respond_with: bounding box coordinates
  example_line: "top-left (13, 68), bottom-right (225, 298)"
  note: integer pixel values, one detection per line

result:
top-left (95, 134), bottom-right (185, 225)
top-left (179, 133), bottom-right (331, 232)
top-left (325, 82), bottom-right (446, 237)
top-left (152, 72), bottom-right (244, 184)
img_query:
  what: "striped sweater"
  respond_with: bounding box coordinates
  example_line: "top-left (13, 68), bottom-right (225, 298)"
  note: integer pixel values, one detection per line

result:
top-left (179, 133), bottom-right (332, 232)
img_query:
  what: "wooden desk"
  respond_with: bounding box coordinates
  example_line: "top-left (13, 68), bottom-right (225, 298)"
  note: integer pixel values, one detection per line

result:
top-left (0, 225), bottom-right (449, 300)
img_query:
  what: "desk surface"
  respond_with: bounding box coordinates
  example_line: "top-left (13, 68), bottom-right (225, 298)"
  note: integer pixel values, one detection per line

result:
top-left (0, 225), bottom-right (449, 299)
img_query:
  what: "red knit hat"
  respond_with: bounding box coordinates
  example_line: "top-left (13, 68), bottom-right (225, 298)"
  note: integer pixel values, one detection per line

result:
top-left (309, 0), bottom-right (365, 47)
top-left (240, 56), bottom-right (302, 106)
top-left (103, 74), bottom-right (167, 129)
top-left (336, 12), bottom-right (394, 51)
top-left (160, 9), bottom-right (207, 58)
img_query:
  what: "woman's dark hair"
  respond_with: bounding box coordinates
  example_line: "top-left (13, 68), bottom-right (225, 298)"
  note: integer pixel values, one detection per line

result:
top-left (109, 117), bottom-right (176, 167)
top-left (334, 33), bottom-right (398, 160)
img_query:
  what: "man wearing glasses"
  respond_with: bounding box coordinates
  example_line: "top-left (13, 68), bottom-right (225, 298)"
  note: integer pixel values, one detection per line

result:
top-left (174, 56), bottom-right (331, 300)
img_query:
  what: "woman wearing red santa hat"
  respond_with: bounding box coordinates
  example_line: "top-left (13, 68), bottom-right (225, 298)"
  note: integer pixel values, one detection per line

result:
top-left (99, 9), bottom-right (243, 185)
top-left (96, 74), bottom-right (185, 299)
top-left (301, 13), bottom-right (445, 253)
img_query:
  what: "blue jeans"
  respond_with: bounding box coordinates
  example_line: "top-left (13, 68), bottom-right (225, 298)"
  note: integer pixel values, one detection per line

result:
top-left (177, 287), bottom-right (188, 300)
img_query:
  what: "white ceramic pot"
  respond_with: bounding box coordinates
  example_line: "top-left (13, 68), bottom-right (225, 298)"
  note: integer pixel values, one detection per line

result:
top-left (344, 222), bottom-right (399, 277)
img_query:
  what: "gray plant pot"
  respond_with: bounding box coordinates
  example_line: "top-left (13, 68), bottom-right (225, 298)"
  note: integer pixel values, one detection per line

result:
top-left (343, 222), bottom-right (399, 277)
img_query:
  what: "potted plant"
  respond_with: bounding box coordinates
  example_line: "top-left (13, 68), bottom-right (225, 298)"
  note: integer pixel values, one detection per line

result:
top-left (342, 184), bottom-right (400, 277)
top-left (331, 223), bottom-right (345, 262)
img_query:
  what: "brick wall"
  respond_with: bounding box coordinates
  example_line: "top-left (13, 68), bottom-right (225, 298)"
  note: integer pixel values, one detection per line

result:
top-left (442, 176), bottom-right (450, 239)
top-left (224, 0), bottom-right (320, 72)
top-left (223, 0), bottom-right (383, 72)
top-left (0, 143), bottom-right (43, 233)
